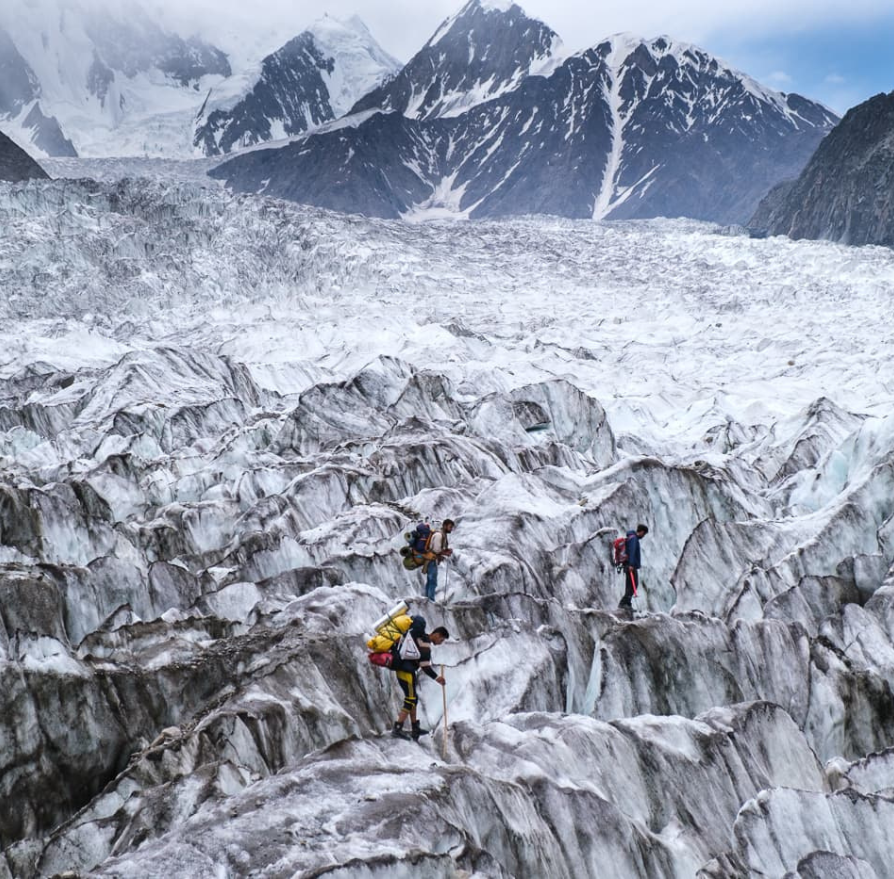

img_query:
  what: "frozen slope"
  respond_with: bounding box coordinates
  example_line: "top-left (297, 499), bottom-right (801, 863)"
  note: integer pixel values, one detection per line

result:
top-left (0, 177), bottom-right (893, 877)
top-left (0, 1), bottom-right (399, 159)
top-left (0, 0), bottom-right (231, 157)
top-left (310, 14), bottom-right (402, 119)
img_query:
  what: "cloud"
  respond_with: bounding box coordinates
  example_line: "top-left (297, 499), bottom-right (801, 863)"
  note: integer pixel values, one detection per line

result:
top-left (3, 0), bottom-right (889, 115)
top-left (66, 0), bottom-right (894, 61)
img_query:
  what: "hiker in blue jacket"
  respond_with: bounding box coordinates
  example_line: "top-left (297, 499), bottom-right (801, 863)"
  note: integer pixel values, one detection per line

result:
top-left (618, 523), bottom-right (649, 609)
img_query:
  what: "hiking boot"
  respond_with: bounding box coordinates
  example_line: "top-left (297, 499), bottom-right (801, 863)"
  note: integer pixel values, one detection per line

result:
top-left (391, 723), bottom-right (411, 740)
top-left (411, 722), bottom-right (429, 740)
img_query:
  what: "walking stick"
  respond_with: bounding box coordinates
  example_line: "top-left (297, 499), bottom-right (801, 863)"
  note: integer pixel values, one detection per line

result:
top-left (441, 664), bottom-right (448, 759)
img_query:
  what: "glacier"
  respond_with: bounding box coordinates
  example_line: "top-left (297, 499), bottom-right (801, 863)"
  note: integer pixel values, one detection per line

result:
top-left (0, 173), bottom-right (893, 877)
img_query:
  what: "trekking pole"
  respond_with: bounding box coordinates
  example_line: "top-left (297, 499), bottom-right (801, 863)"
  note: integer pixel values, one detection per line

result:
top-left (441, 664), bottom-right (448, 760)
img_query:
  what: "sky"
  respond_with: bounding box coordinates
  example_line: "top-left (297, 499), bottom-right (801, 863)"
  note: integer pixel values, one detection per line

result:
top-left (136, 0), bottom-right (894, 114)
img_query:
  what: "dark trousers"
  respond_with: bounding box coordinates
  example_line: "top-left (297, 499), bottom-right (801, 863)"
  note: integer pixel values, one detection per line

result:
top-left (619, 566), bottom-right (639, 607)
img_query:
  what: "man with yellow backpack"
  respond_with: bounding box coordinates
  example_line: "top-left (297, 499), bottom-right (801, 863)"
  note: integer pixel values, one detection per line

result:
top-left (366, 604), bottom-right (449, 740)
top-left (391, 617), bottom-right (449, 740)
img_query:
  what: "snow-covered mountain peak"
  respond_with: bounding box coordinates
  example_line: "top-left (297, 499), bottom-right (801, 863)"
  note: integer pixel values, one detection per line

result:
top-left (306, 14), bottom-right (402, 118)
top-left (593, 31), bottom-right (646, 67)
top-left (0, 0), bottom-right (402, 158)
top-left (309, 13), bottom-right (373, 43)
top-left (597, 31), bottom-right (727, 72)
top-left (429, 0), bottom-right (555, 53)
top-left (0, 0), bottom-right (230, 94)
top-left (351, 0), bottom-right (561, 120)
top-left (217, 15), bottom-right (836, 225)
top-left (432, 0), bottom-right (521, 39)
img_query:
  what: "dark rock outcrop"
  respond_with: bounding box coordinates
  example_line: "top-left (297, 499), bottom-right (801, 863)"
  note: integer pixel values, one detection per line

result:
top-left (752, 91), bottom-right (894, 246)
top-left (0, 129), bottom-right (48, 181)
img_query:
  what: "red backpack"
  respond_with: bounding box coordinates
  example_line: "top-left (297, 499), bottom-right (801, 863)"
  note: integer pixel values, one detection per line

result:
top-left (611, 535), bottom-right (629, 571)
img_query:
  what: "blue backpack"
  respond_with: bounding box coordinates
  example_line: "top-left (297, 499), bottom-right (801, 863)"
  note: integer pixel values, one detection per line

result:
top-left (399, 522), bottom-right (433, 570)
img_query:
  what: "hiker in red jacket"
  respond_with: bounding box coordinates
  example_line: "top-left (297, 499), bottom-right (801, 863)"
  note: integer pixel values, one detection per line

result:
top-left (618, 523), bottom-right (649, 610)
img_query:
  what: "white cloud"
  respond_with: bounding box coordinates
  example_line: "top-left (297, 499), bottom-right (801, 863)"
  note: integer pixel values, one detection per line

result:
top-left (825, 73), bottom-right (847, 84)
top-left (2, 0), bottom-right (888, 115)
top-left (124, 0), bottom-right (894, 60)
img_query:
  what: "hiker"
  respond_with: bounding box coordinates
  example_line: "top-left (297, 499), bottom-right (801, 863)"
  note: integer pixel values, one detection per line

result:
top-left (392, 617), bottom-right (449, 740)
top-left (618, 523), bottom-right (649, 610)
top-left (422, 518), bottom-right (455, 601)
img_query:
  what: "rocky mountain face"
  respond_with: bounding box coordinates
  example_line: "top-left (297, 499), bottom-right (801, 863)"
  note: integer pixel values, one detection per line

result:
top-left (751, 91), bottom-right (894, 247)
top-left (0, 26), bottom-right (77, 157)
top-left (80, 14), bottom-right (231, 89)
top-left (194, 33), bottom-right (337, 156)
top-left (1, 175), bottom-right (894, 876)
top-left (0, 129), bottom-right (49, 180)
top-left (194, 18), bottom-right (400, 157)
top-left (595, 40), bottom-right (836, 223)
top-left (213, 6), bottom-right (837, 224)
top-left (0, 26), bottom-right (38, 121)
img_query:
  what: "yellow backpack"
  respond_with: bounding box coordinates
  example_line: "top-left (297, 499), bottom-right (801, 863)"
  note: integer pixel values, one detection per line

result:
top-left (367, 613), bottom-right (414, 652)
top-left (366, 601), bottom-right (412, 653)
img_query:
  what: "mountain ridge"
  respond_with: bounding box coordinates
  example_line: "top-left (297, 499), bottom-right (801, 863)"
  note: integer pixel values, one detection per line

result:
top-left (212, 20), bottom-right (837, 224)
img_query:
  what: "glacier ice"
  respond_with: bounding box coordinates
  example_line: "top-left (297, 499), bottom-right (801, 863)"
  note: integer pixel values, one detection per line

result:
top-left (0, 176), bottom-right (894, 877)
